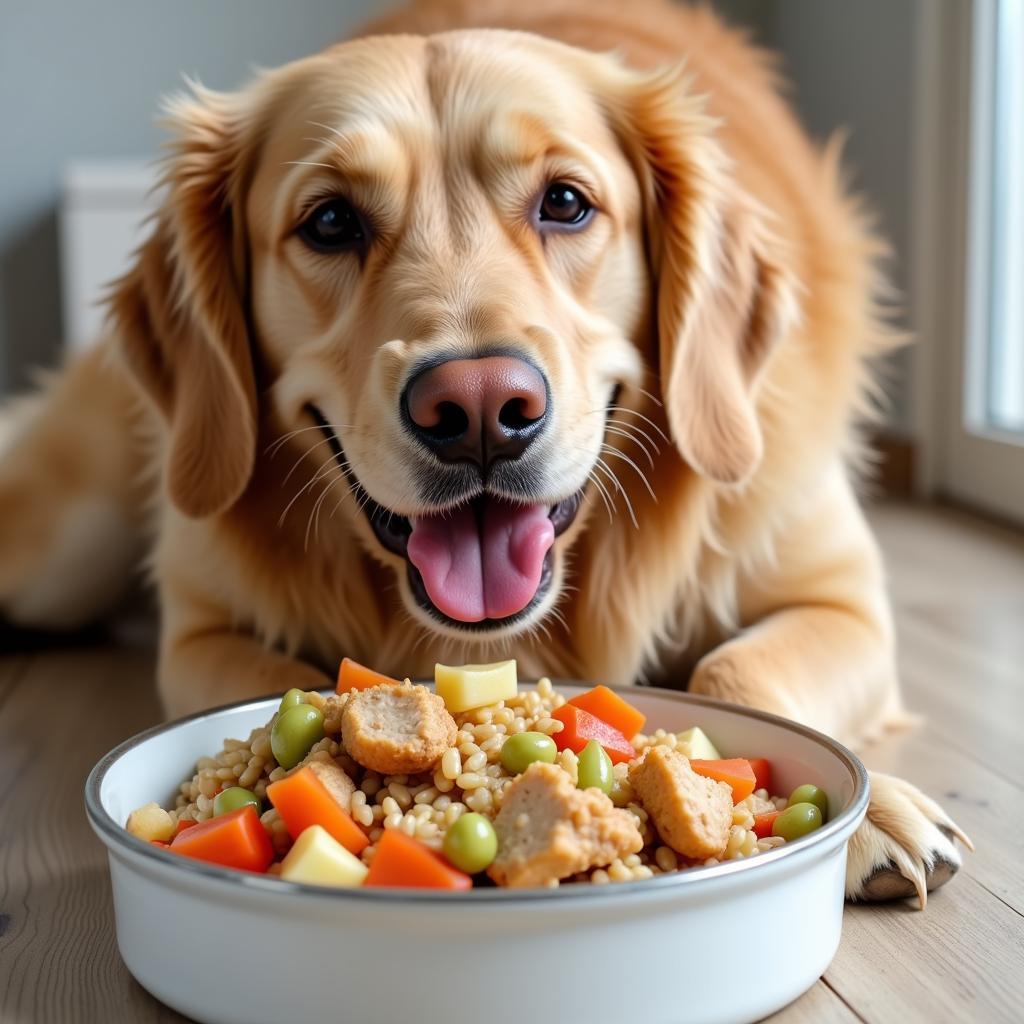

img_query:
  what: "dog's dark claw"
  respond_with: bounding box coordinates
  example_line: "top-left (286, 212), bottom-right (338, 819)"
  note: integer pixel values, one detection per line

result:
top-left (860, 850), bottom-right (960, 903)
top-left (925, 856), bottom-right (960, 892)
top-left (860, 862), bottom-right (918, 901)
top-left (926, 826), bottom-right (962, 891)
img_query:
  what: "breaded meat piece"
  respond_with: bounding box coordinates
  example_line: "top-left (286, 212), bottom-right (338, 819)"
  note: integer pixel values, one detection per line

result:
top-left (306, 760), bottom-right (356, 812)
top-left (489, 762), bottom-right (644, 888)
top-left (629, 746), bottom-right (732, 860)
top-left (341, 682), bottom-right (457, 775)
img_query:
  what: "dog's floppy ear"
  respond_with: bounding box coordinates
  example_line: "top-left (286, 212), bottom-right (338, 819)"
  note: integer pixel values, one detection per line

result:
top-left (109, 84), bottom-right (257, 517)
top-left (598, 63), bottom-right (798, 485)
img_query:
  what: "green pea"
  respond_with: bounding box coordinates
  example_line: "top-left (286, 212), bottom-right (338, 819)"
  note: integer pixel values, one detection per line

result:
top-left (213, 786), bottom-right (261, 818)
top-left (576, 739), bottom-right (613, 794)
top-left (772, 802), bottom-right (823, 842)
top-left (788, 784), bottom-right (829, 821)
top-left (278, 688), bottom-right (307, 714)
top-left (500, 731), bottom-right (558, 775)
top-left (271, 704), bottom-right (325, 770)
top-left (443, 812), bottom-right (498, 874)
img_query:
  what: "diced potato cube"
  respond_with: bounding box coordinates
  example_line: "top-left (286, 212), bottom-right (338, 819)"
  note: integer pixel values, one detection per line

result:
top-left (280, 825), bottom-right (369, 888)
top-left (676, 727), bottom-right (722, 761)
top-left (125, 802), bottom-right (175, 843)
top-left (434, 660), bottom-right (518, 713)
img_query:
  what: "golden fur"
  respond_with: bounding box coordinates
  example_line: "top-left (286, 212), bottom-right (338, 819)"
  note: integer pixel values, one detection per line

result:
top-left (0, 0), bottom-right (968, 901)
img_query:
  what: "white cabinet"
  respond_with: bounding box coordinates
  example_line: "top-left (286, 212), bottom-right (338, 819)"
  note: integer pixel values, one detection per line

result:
top-left (59, 160), bottom-right (160, 350)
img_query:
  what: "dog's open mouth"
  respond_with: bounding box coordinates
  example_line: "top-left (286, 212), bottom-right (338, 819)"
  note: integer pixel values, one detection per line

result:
top-left (372, 490), bottom-right (584, 629)
top-left (308, 407), bottom-right (584, 630)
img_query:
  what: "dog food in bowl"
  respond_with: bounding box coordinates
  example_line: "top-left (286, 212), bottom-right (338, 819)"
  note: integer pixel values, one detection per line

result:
top-left (88, 675), bottom-right (868, 1024)
top-left (124, 659), bottom-right (829, 890)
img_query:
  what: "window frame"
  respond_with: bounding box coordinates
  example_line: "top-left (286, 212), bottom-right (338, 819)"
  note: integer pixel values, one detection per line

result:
top-left (910, 0), bottom-right (1024, 524)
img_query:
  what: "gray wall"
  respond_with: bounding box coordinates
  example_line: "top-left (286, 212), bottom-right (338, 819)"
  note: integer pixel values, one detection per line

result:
top-left (0, 0), bottom-right (917, 435)
top-left (760, 0), bottom-right (918, 435)
top-left (0, 0), bottom-right (380, 393)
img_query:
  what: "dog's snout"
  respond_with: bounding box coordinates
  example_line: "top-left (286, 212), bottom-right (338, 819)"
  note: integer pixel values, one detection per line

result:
top-left (403, 355), bottom-right (549, 466)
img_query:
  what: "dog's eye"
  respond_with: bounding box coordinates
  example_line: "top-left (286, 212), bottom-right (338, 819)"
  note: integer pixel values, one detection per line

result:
top-left (538, 182), bottom-right (592, 227)
top-left (298, 197), bottom-right (367, 252)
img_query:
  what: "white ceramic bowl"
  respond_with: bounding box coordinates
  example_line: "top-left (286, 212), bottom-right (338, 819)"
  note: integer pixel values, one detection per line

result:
top-left (86, 684), bottom-right (868, 1024)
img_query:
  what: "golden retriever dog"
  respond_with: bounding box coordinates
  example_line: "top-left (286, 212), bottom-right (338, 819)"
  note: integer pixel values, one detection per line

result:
top-left (0, 0), bottom-right (969, 902)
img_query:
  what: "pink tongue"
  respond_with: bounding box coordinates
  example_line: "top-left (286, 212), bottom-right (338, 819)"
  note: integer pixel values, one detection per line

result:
top-left (407, 499), bottom-right (555, 622)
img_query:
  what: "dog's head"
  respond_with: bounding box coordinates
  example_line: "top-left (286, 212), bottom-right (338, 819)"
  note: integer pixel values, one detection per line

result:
top-left (112, 31), bottom-right (795, 642)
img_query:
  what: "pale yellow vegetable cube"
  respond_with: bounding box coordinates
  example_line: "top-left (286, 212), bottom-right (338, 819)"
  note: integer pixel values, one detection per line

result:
top-left (434, 660), bottom-right (518, 713)
top-left (676, 726), bottom-right (722, 761)
top-left (125, 802), bottom-right (175, 842)
top-left (280, 825), bottom-right (369, 888)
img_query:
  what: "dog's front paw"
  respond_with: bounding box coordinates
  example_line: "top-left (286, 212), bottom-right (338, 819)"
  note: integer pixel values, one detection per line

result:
top-left (846, 771), bottom-right (973, 908)
top-left (689, 649), bottom-right (804, 721)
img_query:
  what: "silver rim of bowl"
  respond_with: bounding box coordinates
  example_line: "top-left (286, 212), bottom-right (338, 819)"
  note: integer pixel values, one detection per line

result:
top-left (84, 682), bottom-right (870, 905)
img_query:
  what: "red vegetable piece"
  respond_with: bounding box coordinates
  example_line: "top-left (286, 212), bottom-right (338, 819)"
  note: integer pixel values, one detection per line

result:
top-left (689, 758), bottom-right (757, 803)
top-left (169, 806), bottom-right (274, 873)
top-left (745, 758), bottom-right (772, 794)
top-left (753, 811), bottom-right (780, 839)
top-left (364, 829), bottom-right (472, 890)
top-left (567, 685), bottom-right (646, 740)
top-left (266, 765), bottom-right (369, 855)
top-left (551, 705), bottom-right (636, 764)
top-left (336, 657), bottom-right (400, 694)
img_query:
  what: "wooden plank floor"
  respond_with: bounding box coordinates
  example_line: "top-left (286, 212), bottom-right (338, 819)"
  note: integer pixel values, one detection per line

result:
top-left (1, 501), bottom-right (1022, 1023)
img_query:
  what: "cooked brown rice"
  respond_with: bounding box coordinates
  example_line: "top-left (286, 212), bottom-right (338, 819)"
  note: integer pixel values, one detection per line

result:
top-left (169, 679), bottom-right (786, 883)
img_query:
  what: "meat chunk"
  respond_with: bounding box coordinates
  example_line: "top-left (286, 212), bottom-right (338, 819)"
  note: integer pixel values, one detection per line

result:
top-left (341, 682), bottom-right (457, 775)
top-left (489, 762), bottom-right (644, 888)
top-left (306, 759), bottom-right (356, 812)
top-left (320, 695), bottom-right (347, 734)
top-left (629, 746), bottom-right (732, 860)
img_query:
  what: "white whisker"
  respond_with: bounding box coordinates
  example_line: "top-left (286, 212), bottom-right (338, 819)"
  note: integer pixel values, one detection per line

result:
top-left (281, 447), bottom-right (314, 484)
top-left (532, 617), bottom-right (553, 645)
top-left (307, 120), bottom-right (347, 140)
top-left (607, 417), bottom-right (661, 455)
top-left (312, 471), bottom-right (343, 546)
top-left (606, 406), bottom-right (670, 445)
top-left (325, 491), bottom-right (344, 523)
top-left (267, 425), bottom-right (325, 458)
top-left (595, 457), bottom-right (639, 529)
top-left (634, 385), bottom-right (663, 408)
top-left (604, 424), bottom-right (656, 468)
top-left (546, 604), bottom-right (570, 635)
top-left (265, 422), bottom-right (356, 458)
top-left (278, 462), bottom-right (338, 528)
top-left (586, 469), bottom-right (615, 524)
top-left (284, 159), bottom-right (338, 172)
top-left (327, 493), bottom-right (347, 523)
top-left (305, 476), bottom-right (337, 552)
top-left (283, 435), bottom-right (348, 486)
top-left (355, 488), bottom-right (374, 516)
top-left (600, 444), bottom-right (658, 504)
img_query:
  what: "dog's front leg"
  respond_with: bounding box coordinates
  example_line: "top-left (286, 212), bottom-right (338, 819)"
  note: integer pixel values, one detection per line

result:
top-left (689, 470), bottom-right (970, 904)
top-left (691, 470), bottom-right (901, 743)
top-left (159, 627), bottom-right (331, 720)
top-left (690, 603), bottom-right (898, 747)
top-left (154, 524), bottom-right (335, 718)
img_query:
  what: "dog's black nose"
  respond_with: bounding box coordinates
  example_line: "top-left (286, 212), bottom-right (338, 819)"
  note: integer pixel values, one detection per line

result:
top-left (403, 355), bottom-right (548, 466)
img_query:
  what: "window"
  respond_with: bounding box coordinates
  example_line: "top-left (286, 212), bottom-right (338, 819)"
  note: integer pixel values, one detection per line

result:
top-left (917, 0), bottom-right (1024, 523)
top-left (983, 0), bottom-right (1024, 435)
